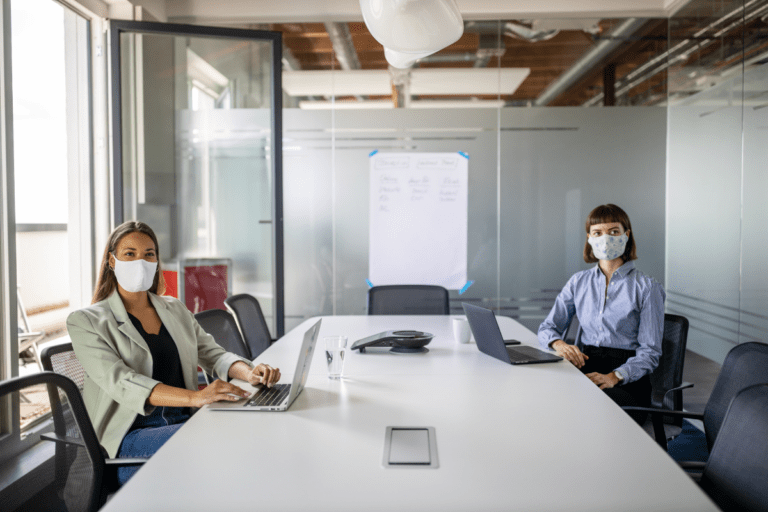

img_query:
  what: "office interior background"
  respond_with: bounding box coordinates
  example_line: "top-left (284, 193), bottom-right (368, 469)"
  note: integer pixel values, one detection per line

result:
top-left (1, 0), bottom-right (766, 418)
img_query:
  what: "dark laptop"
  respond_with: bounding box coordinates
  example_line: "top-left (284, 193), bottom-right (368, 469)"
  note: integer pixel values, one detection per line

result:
top-left (462, 303), bottom-right (562, 365)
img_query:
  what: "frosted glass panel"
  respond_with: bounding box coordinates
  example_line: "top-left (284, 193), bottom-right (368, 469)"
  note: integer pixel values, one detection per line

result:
top-left (283, 108), bottom-right (667, 333)
top-left (176, 110), bottom-right (274, 320)
top-left (499, 108), bottom-right (666, 332)
top-left (665, 105), bottom-right (742, 362)
top-left (665, 0), bottom-right (754, 364)
top-left (740, 64), bottom-right (768, 345)
top-left (118, 28), bottom-right (279, 335)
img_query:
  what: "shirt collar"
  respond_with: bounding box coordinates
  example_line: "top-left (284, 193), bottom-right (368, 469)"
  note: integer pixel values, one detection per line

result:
top-left (592, 260), bottom-right (635, 279)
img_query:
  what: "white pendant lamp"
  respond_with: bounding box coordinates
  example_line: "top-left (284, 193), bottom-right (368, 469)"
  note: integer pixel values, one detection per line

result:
top-left (360, 0), bottom-right (464, 68)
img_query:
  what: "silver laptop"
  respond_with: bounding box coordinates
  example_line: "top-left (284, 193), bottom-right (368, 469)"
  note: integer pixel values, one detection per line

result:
top-left (462, 304), bottom-right (562, 365)
top-left (210, 319), bottom-right (321, 411)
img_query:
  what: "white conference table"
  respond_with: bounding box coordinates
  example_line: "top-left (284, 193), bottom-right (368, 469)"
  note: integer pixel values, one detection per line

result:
top-left (104, 315), bottom-right (717, 512)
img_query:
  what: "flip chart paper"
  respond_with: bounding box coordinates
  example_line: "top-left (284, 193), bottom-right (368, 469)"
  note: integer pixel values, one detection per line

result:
top-left (369, 152), bottom-right (468, 290)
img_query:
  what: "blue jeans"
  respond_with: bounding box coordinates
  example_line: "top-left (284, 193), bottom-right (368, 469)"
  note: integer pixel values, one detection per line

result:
top-left (116, 406), bottom-right (191, 484)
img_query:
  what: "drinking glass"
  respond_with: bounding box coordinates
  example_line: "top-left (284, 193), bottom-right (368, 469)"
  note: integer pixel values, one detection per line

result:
top-left (324, 336), bottom-right (348, 379)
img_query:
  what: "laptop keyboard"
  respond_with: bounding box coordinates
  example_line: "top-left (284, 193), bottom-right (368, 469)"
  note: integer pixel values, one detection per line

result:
top-left (506, 348), bottom-right (532, 362)
top-left (245, 384), bottom-right (291, 407)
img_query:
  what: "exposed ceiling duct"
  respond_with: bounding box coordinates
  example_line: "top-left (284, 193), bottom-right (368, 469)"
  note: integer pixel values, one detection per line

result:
top-left (583, 0), bottom-right (768, 106)
top-left (281, 46), bottom-right (301, 72)
top-left (324, 22), bottom-right (363, 100)
top-left (533, 17), bottom-right (649, 106)
top-left (324, 22), bottom-right (361, 71)
top-left (503, 21), bottom-right (559, 43)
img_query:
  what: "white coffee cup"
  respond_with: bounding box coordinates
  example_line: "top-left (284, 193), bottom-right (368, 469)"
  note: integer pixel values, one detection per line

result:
top-left (452, 317), bottom-right (472, 344)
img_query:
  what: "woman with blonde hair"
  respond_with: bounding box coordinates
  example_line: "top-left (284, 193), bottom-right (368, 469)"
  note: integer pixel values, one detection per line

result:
top-left (67, 221), bottom-right (280, 483)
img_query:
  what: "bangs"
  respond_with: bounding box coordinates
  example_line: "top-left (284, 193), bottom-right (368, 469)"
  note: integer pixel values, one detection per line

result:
top-left (585, 204), bottom-right (628, 232)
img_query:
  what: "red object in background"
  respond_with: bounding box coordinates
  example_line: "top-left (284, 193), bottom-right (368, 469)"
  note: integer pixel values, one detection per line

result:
top-left (183, 264), bottom-right (229, 313)
top-left (162, 270), bottom-right (179, 298)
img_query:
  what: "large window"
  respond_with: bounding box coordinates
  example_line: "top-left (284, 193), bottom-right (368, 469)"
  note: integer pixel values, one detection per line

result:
top-left (0, 0), bottom-right (92, 461)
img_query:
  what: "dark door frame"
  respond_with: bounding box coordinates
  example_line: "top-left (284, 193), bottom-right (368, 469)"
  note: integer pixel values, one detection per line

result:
top-left (109, 20), bottom-right (284, 336)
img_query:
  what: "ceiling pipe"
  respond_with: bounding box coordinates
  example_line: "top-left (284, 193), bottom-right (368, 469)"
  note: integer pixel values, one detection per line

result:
top-left (504, 21), bottom-right (559, 43)
top-left (324, 22), bottom-right (364, 101)
top-left (324, 22), bottom-right (361, 71)
top-left (533, 17), bottom-right (648, 106)
top-left (582, 0), bottom-right (768, 106)
top-left (419, 52), bottom-right (478, 64)
top-left (281, 46), bottom-right (301, 72)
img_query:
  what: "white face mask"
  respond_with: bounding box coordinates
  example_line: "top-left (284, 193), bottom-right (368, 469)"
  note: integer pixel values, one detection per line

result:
top-left (112, 254), bottom-right (158, 293)
top-left (588, 233), bottom-right (628, 261)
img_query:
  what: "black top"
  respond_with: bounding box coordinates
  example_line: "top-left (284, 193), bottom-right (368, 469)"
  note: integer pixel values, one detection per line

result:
top-left (126, 313), bottom-right (191, 432)
top-left (127, 313), bottom-right (186, 389)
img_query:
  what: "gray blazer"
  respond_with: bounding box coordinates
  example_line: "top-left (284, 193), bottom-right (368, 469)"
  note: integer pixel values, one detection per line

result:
top-left (66, 291), bottom-right (250, 457)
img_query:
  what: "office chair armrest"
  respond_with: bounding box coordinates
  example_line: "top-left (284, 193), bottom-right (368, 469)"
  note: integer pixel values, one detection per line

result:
top-left (663, 382), bottom-right (694, 403)
top-left (622, 407), bottom-right (705, 449)
top-left (105, 457), bottom-right (148, 467)
top-left (40, 432), bottom-right (86, 448)
top-left (678, 460), bottom-right (706, 471)
top-left (678, 461), bottom-right (706, 483)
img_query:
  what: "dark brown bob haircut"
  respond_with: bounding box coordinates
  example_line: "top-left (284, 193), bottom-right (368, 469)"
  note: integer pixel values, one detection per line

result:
top-left (583, 204), bottom-right (637, 263)
top-left (92, 221), bottom-right (165, 304)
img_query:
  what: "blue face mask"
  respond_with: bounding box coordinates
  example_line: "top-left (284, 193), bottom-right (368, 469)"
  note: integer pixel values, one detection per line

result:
top-left (588, 233), bottom-right (628, 261)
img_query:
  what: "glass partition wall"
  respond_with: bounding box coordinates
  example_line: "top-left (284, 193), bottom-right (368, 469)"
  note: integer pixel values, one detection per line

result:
top-left (281, 19), bottom-right (670, 333)
top-left (666, 0), bottom-right (768, 363)
top-left (113, 22), bottom-right (284, 336)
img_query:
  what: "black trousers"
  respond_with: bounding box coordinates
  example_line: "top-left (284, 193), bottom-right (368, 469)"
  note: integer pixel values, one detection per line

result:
top-left (579, 345), bottom-right (651, 424)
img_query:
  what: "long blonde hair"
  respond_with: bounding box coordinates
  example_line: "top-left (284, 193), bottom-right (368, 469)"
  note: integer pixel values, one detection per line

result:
top-left (92, 221), bottom-right (165, 304)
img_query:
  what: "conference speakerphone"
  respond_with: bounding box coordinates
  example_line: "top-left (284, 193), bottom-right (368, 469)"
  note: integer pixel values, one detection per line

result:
top-left (350, 330), bottom-right (434, 354)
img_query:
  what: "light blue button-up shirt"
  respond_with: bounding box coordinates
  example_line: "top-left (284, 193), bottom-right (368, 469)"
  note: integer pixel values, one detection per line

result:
top-left (537, 260), bottom-right (665, 383)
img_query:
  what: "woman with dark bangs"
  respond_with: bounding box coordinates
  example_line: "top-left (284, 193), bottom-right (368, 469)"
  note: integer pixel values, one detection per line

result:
top-left (537, 204), bottom-right (665, 422)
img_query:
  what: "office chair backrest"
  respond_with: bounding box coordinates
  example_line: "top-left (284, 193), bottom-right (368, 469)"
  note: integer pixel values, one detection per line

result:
top-left (563, 315), bottom-right (581, 345)
top-left (194, 309), bottom-right (251, 361)
top-left (703, 341), bottom-right (768, 451)
top-left (0, 372), bottom-right (105, 512)
top-left (649, 314), bottom-right (689, 414)
top-left (224, 294), bottom-right (272, 359)
top-left (367, 285), bottom-right (450, 315)
top-left (41, 342), bottom-right (86, 393)
top-left (701, 384), bottom-right (768, 512)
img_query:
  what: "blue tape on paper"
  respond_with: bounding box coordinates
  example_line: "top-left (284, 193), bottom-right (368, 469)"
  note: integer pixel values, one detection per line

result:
top-left (369, 150), bottom-right (379, 157)
top-left (459, 281), bottom-right (474, 295)
top-left (366, 279), bottom-right (374, 288)
top-left (458, 151), bottom-right (469, 159)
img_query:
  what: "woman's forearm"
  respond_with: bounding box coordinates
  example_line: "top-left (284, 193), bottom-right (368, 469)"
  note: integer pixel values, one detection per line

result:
top-left (147, 383), bottom-right (198, 407)
top-left (227, 361), bottom-right (254, 381)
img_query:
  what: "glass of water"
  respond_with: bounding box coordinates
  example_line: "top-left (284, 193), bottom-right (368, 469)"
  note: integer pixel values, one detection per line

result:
top-left (324, 336), bottom-right (348, 379)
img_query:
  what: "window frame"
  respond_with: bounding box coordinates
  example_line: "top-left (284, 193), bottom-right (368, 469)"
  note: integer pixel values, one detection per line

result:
top-left (0, 0), bottom-right (98, 466)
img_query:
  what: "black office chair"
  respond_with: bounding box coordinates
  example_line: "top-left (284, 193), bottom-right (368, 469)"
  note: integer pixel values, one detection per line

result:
top-left (0, 372), bottom-right (146, 511)
top-left (194, 309), bottom-right (251, 379)
top-left (41, 342), bottom-right (86, 393)
top-left (626, 341), bottom-right (768, 454)
top-left (644, 314), bottom-right (691, 439)
top-left (224, 294), bottom-right (273, 359)
top-left (563, 315), bottom-right (580, 345)
top-left (698, 383), bottom-right (768, 512)
top-left (367, 285), bottom-right (450, 315)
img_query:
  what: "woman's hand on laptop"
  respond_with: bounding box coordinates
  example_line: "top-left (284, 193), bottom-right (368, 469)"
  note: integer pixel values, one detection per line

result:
top-left (193, 380), bottom-right (251, 407)
top-left (246, 363), bottom-right (281, 388)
